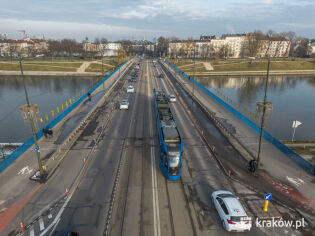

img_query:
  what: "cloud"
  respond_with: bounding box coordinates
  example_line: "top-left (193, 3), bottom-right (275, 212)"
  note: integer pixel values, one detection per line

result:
top-left (0, 18), bottom-right (168, 40)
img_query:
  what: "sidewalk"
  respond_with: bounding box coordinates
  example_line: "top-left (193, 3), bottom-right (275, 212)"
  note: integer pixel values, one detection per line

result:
top-left (0, 61), bottom-right (133, 233)
top-left (163, 62), bottom-right (315, 215)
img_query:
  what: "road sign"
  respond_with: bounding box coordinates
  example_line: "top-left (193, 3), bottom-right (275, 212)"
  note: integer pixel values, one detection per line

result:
top-left (34, 147), bottom-right (39, 152)
top-left (264, 193), bottom-right (272, 200)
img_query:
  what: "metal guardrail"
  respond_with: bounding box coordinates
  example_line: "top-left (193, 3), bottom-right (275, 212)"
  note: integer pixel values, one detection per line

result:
top-left (0, 61), bottom-right (129, 174)
top-left (165, 60), bottom-right (315, 175)
top-left (43, 61), bottom-right (133, 179)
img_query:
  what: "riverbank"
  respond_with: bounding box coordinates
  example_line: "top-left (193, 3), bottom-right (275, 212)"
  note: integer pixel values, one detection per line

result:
top-left (189, 70), bottom-right (315, 76)
top-left (0, 70), bottom-right (102, 77)
top-left (170, 58), bottom-right (315, 76)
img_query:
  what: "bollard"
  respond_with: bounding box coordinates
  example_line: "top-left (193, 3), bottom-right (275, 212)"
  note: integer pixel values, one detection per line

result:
top-left (20, 221), bottom-right (24, 232)
top-left (212, 146), bottom-right (215, 153)
top-left (228, 170), bottom-right (231, 177)
top-left (94, 139), bottom-right (97, 146)
top-left (263, 200), bottom-right (269, 212)
top-left (66, 188), bottom-right (69, 198)
top-left (84, 158), bottom-right (86, 165)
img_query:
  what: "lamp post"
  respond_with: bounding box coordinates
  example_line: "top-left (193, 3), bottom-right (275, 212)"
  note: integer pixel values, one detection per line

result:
top-left (19, 58), bottom-right (45, 176)
top-left (256, 58), bottom-right (270, 169)
top-left (192, 44), bottom-right (196, 104)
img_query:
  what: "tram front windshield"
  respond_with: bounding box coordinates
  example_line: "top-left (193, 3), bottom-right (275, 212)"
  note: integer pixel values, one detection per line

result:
top-left (168, 152), bottom-right (180, 168)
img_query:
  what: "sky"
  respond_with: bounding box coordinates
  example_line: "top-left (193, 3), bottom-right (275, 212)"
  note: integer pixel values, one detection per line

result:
top-left (0, 0), bottom-right (315, 41)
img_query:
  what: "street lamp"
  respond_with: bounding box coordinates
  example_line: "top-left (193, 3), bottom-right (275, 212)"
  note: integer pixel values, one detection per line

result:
top-left (256, 58), bottom-right (271, 169)
top-left (191, 44), bottom-right (196, 104)
top-left (19, 58), bottom-right (45, 176)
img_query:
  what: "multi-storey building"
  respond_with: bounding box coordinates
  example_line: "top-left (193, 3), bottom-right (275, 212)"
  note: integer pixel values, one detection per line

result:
top-left (256, 40), bottom-right (291, 58)
top-left (168, 34), bottom-right (291, 59)
top-left (0, 38), bottom-right (47, 57)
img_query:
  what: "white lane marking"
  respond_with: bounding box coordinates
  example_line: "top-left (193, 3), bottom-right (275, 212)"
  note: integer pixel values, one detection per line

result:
top-left (18, 166), bottom-right (33, 175)
top-left (39, 218), bottom-right (45, 231)
top-left (49, 218), bottom-right (60, 236)
top-left (147, 61), bottom-right (161, 236)
top-left (30, 228), bottom-right (35, 236)
top-left (39, 189), bottom-right (74, 236)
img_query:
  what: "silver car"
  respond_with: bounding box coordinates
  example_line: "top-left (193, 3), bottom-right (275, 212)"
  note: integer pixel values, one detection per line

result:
top-left (119, 100), bottom-right (129, 110)
top-left (211, 190), bottom-right (252, 232)
top-left (169, 94), bottom-right (176, 102)
top-left (127, 85), bottom-right (135, 93)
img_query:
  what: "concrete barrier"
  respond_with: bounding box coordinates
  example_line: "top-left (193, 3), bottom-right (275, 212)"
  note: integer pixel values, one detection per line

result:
top-left (0, 61), bottom-right (128, 173)
top-left (165, 60), bottom-right (315, 175)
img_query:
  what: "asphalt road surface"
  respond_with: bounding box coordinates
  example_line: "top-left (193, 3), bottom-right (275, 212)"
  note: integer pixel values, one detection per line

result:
top-left (20, 59), bottom-right (309, 236)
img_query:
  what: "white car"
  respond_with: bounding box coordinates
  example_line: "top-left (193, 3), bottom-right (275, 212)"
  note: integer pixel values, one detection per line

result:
top-left (211, 190), bottom-right (251, 232)
top-left (127, 85), bottom-right (135, 93)
top-left (119, 100), bottom-right (129, 110)
top-left (169, 94), bottom-right (176, 102)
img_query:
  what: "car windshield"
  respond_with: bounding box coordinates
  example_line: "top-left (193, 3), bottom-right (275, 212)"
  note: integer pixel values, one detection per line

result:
top-left (121, 100), bottom-right (128, 105)
top-left (218, 193), bottom-right (236, 198)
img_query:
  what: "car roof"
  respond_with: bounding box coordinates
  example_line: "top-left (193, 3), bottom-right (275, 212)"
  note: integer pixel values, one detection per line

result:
top-left (222, 197), bottom-right (247, 216)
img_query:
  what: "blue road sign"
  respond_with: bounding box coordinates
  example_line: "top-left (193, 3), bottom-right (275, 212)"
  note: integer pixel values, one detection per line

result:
top-left (34, 147), bottom-right (39, 152)
top-left (264, 193), bottom-right (272, 200)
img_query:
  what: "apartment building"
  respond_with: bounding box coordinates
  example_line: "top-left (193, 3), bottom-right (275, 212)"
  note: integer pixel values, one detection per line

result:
top-left (0, 38), bottom-right (47, 57)
top-left (168, 34), bottom-right (291, 59)
top-left (256, 40), bottom-right (291, 58)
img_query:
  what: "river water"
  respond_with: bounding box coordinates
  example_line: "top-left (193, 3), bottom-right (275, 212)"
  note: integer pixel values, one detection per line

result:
top-left (196, 75), bottom-right (315, 141)
top-left (0, 75), bottom-right (314, 143)
top-left (0, 76), bottom-right (98, 143)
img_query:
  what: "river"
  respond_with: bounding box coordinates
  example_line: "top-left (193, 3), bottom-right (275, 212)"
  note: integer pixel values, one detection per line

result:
top-left (196, 75), bottom-right (315, 141)
top-left (0, 76), bottom-right (99, 143)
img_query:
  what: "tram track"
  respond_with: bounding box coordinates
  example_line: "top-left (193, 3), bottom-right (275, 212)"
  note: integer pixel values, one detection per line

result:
top-left (152, 61), bottom-right (196, 236)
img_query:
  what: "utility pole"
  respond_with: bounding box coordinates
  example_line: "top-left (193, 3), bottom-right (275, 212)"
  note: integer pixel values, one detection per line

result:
top-left (257, 58), bottom-right (270, 168)
top-left (19, 58), bottom-right (45, 176)
top-left (101, 55), bottom-right (105, 95)
top-left (192, 44), bottom-right (196, 104)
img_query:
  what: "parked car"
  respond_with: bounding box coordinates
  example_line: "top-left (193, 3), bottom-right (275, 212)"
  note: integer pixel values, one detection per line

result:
top-left (130, 77), bottom-right (137, 82)
top-left (119, 100), bottom-right (129, 110)
top-left (211, 190), bottom-right (251, 232)
top-left (169, 94), bottom-right (176, 102)
top-left (127, 85), bottom-right (135, 93)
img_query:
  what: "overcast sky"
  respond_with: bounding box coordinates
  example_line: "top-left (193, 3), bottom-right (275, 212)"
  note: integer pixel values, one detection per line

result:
top-left (0, 0), bottom-right (314, 41)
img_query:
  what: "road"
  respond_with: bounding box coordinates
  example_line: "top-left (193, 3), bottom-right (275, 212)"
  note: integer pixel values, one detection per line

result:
top-left (11, 59), bottom-right (311, 236)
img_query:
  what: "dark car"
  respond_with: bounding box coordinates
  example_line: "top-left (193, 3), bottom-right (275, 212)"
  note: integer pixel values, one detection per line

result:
top-left (130, 78), bottom-right (137, 82)
top-left (51, 231), bottom-right (79, 236)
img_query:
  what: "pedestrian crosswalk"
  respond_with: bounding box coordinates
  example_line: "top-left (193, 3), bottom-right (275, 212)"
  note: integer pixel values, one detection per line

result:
top-left (23, 208), bottom-right (58, 236)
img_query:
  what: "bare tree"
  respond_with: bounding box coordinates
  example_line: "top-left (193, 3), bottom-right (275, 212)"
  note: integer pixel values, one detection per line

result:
top-left (100, 38), bottom-right (108, 44)
top-left (243, 32), bottom-right (264, 57)
top-left (94, 38), bottom-right (101, 44)
top-left (157, 36), bottom-right (169, 57)
top-left (294, 38), bottom-right (309, 58)
top-left (48, 40), bottom-right (62, 57)
top-left (60, 39), bottom-right (79, 58)
top-left (186, 37), bottom-right (196, 59)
